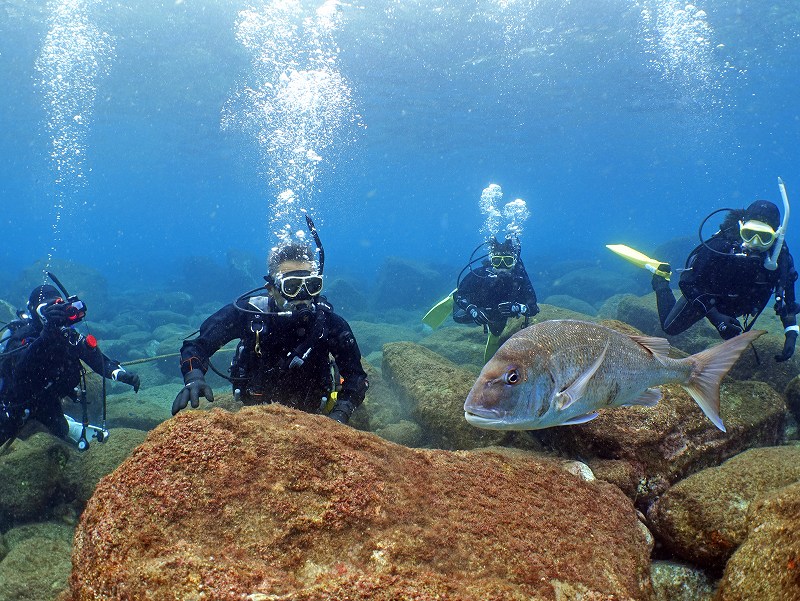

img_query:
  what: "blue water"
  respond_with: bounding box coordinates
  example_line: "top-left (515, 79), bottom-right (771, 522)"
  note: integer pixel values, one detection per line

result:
top-left (1, 0), bottom-right (798, 298)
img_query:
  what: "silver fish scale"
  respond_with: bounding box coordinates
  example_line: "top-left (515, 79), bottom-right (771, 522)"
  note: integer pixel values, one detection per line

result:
top-left (503, 320), bottom-right (692, 408)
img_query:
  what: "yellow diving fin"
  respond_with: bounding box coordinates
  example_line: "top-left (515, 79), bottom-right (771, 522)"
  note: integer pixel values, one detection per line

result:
top-left (484, 331), bottom-right (502, 363)
top-left (422, 289), bottom-right (457, 329)
top-left (606, 244), bottom-right (671, 280)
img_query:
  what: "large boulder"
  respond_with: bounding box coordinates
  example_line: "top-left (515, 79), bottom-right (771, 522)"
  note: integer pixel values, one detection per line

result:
top-left (0, 432), bottom-right (73, 528)
top-left (68, 406), bottom-right (656, 600)
top-left (727, 330), bottom-right (800, 393)
top-left (0, 535), bottom-right (72, 601)
top-left (650, 561), bottom-right (715, 601)
top-left (382, 341), bottom-right (505, 449)
top-left (647, 445), bottom-right (800, 568)
top-left (349, 320), bottom-right (421, 357)
top-left (714, 480), bottom-right (800, 601)
top-left (785, 375), bottom-right (800, 422)
top-left (539, 381), bottom-right (787, 507)
top-left (0, 427), bottom-right (147, 530)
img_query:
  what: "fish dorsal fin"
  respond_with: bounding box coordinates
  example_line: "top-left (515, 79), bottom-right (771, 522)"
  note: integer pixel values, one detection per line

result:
top-left (629, 334), bottom-right (670, 358)
top-left (556, 342), bottom-right (609, 411)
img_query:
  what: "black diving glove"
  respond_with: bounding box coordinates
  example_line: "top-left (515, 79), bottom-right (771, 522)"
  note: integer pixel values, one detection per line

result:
top-left (114, 369), bottom-right (141, 393)
top-left (708, 308), bottom-right (743, 340)
top-left (328, 398), bottom-right (356, 425)
top-left (466, 304), bottom-right (489, 326)
top-left (775, 330), bottom-right (798, 362)
top-left (39, 300), bottom-right (70, 330)
top-left (172, 368), bottom-right (214, 415)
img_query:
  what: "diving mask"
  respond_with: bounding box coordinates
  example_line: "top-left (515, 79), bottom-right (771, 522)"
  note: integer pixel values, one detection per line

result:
top-left (277, 272), bottom-right (324, 299)
top-left (491, 255), bottom-right (516, 269)
top-left (739, 220), bottom-right (777, 250)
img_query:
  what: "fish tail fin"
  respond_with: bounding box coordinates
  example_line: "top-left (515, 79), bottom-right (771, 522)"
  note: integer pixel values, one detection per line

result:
top-left (681, 330), bottom-right (765, 432)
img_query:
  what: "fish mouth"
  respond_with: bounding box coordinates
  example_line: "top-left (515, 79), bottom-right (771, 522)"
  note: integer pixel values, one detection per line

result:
top-left (463, 409), bottom-right (517, 430)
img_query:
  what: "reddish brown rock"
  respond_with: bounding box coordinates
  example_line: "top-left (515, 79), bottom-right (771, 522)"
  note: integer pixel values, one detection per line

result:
top-left (539, 381), bottom-right (786, 507)
top-left (647, 446), bottom-right (800, 568)
top-left (69, 405), bottom-right (655, 601)
top-left (382, 341), bottom-right (507, 449)
top-left (715, 480), bottom-right (800, 601)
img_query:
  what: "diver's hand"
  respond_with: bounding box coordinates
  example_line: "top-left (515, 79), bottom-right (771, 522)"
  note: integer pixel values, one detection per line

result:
top-left (498, 302), bottom-right (529, 316)
top-left (775, 330), bottom-right (798, 362)
top-left (172, 369), bottom-right (214, 415)
top-left (114, 369), bottom-right (140, 393)
top-left (39, 300), bottom-right (70, 330)
top-left (708, 309), bottom-right (743, 340)
top-left (467, 304), bottom-right (489, 326)
top-left (328, 398), bottom-right (356, 425)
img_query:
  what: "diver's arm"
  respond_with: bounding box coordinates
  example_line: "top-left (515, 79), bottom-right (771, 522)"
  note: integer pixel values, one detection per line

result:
top-left (517, 267), bottom-right (540, 316)
top-left (79, 341), bottom-right (120, 379)
top-left (179, 303), bottom-right (242, 378)
top-left (327, 315), bottom-right (369, 424)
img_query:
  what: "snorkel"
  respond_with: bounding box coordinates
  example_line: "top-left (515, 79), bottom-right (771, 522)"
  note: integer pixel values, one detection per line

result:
top-left (305, 214), bottom-right (325, 276)
top-left (764, 177), bottom-right (790, 271)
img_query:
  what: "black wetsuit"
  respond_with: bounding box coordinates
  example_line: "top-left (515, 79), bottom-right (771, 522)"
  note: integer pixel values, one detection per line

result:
top-left (0, 320), bottom-right (121, 444)
top-left (453, 261), bottom-right (540, 336)
top-left (179, 296), bottom-right (368, 413)
top-left (653, 235), bottom-right (798, 336)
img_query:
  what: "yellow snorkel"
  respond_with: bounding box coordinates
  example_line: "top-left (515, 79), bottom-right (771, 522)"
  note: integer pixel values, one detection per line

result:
top-left (764, 177), bottom-right (790, 271)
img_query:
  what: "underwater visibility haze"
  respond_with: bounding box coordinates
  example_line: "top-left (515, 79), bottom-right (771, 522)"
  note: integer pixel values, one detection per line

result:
top-left (0, 0), bottom-right (798, 293)
top-left (1, 1), bottom-right (800, 599)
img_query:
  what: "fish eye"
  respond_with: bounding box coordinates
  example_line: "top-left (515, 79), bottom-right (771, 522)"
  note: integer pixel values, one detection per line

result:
top-left (503, 369), bottom-right (520, 385)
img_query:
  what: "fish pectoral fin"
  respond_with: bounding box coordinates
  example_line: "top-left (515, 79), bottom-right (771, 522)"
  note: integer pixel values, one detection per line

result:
top-left (560, 411), bottom-right (600, 426)
top-left (621, 387), bottom-right (662, 407)
top-left (555, 342), bottom-right (609, 411)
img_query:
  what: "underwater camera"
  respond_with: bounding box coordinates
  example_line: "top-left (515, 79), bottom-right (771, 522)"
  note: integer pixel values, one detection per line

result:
top-left (64, 297), bottom-right (87, 324)
top-left (46, 296), bottom-right (87, 325)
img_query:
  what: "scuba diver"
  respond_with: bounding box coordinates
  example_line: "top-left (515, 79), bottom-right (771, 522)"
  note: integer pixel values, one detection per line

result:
top-left (172, 217), bottom-right (368, 425)
top-left (422, 234), bottom-right (539, 361)
top-left (611, 179), bottom-right (797, 362)
top-left (0, 274), bottom-right (140, 449)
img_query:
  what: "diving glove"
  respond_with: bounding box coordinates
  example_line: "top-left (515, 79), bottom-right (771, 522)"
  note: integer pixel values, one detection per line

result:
top-left (708, 308), bottom-right (743, 340)
top-left (172, 368), bottom-right (214, 415)
top-left (467, 304), bottom-right (489, 326)
top-left (775, 330), bottom-right (798, 362)
top-left (499, 302), bottom-right (536, 316)
top-left (39, 301), bottom-right (70, 330)
top-left (328, 398), bottom-right (356, 425)
top-left (113, 369), bottom-right (141, 393)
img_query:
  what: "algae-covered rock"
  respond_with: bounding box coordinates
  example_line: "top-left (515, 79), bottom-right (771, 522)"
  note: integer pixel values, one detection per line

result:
top-left (382, 341), bottom-right (506, 449)
top-left (374, 419), bottom-right (425, 447)
top-left (785, 375), bottom-right (800, 422)
top-left (349, 320), bottom-right (421, 357)
top-left (0, 433), bottom-right (74, 528)
top-left (650, 560), bottom-right (715, 601)
top-left (64, 427), bottom-right (148, 503)
top-left (728, 330), bottom-right (800, 393)
top-left (68, 405), bottom-right (655, 601)
top-left (541, 294), bottom-right (597, 315)
top-left (418, 324), bottom-right (485, 368)
top-left (715, 480), bottom-right (800, 601)
top-left (539, 380), bottom-right (786, 507)
top-left (648, 445), bottom-right (800, 568)
top-left (0, 536), bottom-right (72, 601)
